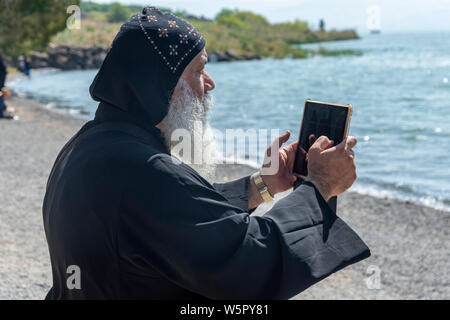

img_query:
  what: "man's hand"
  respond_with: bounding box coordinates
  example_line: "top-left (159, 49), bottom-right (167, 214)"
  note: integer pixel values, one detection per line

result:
top-left (306, 136), bottom-right (357, 201)
top-left (248, 132), bottom-right (357, 209)
top-left (248, 131), bottom-right (298, 210)
top-left (260, 130), bottom-right (299, 196)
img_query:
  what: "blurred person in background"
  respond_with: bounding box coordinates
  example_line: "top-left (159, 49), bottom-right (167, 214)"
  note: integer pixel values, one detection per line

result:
top-left (17, 55), bottom-right (31, 78)
top-left (0, 53), bottom-right (8, 118)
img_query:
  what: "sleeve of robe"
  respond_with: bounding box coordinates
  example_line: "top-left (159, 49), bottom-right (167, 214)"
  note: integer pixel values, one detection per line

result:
top-left (119, 154), bottom-right (371, 299)
top-left (212, 175), bottom-right (253, 212)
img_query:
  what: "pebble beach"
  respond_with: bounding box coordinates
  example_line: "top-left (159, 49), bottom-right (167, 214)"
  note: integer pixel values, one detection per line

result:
top-left (0, 94), bottom-right (448, 300)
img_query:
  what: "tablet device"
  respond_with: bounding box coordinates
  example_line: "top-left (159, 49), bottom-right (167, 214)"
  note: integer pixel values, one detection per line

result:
top-left (293, 99), bottom-right (353, 212)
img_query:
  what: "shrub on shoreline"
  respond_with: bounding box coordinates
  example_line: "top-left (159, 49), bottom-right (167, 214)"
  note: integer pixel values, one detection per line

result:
top-left (51, 6), bottom-right (360, 60)
top-left (48, 2), bottom-right (358, 59)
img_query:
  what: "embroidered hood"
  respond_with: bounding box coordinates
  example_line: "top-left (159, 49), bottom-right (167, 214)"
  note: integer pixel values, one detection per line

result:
top-left (90, 6), bottom-right (206, 134)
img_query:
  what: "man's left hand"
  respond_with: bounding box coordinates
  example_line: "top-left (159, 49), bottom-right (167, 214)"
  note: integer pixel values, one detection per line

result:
top-left (261, 130), bottom-right (299, 196)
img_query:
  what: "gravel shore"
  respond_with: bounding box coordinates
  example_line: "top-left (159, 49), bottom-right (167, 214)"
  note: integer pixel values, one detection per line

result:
top-left (0, 95), bottom-right (448, 299)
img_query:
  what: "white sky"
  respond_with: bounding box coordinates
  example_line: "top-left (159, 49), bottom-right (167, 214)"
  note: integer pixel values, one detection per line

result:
top-left (91, 0), bottom-right (450, 33)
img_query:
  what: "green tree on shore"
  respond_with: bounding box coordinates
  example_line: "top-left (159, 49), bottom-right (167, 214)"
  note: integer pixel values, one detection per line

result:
top-left (106, 2), bottom-right (131, 23)
top-left (49, 4), bottom-right (359, 60)
top-left (0, 0), bottom-right (80, 58)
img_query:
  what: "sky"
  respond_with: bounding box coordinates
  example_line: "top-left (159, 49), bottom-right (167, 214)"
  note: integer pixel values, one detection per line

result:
top-left (91, 0), bottom-right (450, 33)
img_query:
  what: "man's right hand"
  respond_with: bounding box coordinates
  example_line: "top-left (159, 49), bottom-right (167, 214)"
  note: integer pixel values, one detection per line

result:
top-left (305, 136), bottom-right (357, 201)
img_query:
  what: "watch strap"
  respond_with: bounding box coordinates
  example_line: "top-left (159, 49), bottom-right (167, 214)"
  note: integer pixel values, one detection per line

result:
top-left (251, 171), bottom-right (274, 203)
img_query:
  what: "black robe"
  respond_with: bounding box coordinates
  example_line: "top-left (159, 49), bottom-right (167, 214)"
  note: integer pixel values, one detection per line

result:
top-left (43, 104), bottom-right (370, 300)
top-left (43, 8), bottom-right (370, 299)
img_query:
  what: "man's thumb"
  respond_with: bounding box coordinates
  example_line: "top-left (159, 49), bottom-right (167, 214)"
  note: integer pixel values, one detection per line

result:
top-left (278, 130), bottom-right (291, 148)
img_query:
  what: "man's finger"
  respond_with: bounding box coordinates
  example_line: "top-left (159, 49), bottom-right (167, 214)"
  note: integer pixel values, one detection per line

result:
top-left (284, 140), bottom-right (299, 155)
top-left (345, 136), bottom-right (357, 150)
top-left (348, 149), bottom-right (355, 159)
top-left (313, 135), bottom-right (334, 150)
top-left (336, 136), bottom-right (357, 152)
top-left (286, 141), bottom-right (299, 171)
top-left (308, 134), bottom-right (316, 146)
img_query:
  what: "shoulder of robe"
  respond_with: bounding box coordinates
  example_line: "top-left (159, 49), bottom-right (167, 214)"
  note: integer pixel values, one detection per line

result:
top-left (144, 153), bottom-right (211, 189)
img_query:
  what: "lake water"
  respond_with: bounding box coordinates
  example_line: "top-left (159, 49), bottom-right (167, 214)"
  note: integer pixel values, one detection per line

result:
top-left (8, 32), bottom-right (450, 211)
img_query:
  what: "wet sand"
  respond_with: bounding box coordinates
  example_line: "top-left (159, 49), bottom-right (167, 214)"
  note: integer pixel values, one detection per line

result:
top-left (0, 94), bottom-right (448, 299)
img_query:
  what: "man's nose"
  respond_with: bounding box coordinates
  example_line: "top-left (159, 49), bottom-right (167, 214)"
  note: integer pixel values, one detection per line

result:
top-left (204, 71), bottom-right (215, 93)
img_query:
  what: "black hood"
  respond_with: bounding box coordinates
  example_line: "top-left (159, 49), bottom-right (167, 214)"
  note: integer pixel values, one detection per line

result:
top-left (90, 7), bottom-right (206, 134)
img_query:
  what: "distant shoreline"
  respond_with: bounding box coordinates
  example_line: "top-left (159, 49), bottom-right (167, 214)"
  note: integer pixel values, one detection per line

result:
top-left (13, 40), bottom-right (362, 72)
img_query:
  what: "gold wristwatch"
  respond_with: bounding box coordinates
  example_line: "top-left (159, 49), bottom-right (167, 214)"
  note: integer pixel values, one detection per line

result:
top-left (251, 171), bottom-right (274, 203)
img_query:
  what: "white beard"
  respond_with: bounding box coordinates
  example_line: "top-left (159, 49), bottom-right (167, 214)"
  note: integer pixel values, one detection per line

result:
top-left (161, 77), bottom-right (218, 182)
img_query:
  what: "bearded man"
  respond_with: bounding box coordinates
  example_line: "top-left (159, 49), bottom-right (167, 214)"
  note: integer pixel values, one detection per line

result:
top-left (43, 7), bottom-right (370, 300)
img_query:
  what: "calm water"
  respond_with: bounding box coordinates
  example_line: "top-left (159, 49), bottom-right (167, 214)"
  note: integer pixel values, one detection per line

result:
top-left (9, 32), bottom-right (450, 211)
